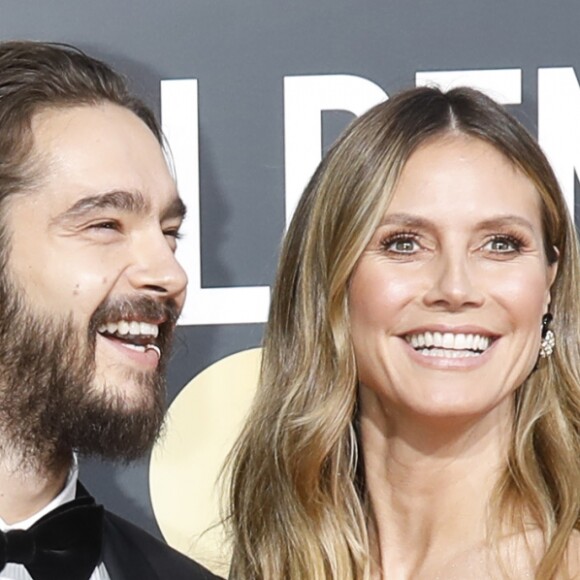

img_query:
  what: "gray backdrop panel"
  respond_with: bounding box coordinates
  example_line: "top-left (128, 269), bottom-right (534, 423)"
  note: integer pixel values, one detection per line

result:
top-left (0, 0), bottom-right (578, 540)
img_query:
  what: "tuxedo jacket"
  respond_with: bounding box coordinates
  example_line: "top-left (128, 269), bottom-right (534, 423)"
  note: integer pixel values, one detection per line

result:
top-left (102, 509), bottom-right (222, 580)
top-left (79, 483), bottom-right (223, 580)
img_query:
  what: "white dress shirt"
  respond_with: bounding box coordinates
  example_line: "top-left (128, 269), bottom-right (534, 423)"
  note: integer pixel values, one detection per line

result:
top-left (0, 460), bottom-right (111, 580)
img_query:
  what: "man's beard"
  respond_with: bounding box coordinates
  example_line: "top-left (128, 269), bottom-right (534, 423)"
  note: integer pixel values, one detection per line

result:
top-left (0, 269), bottom-right (180, 473)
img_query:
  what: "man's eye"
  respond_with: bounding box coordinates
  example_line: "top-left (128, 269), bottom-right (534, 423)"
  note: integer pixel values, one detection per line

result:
top-left (163, 228), bottom-right (182, 240)
top-left (90, 220), bottom-right (120, 231)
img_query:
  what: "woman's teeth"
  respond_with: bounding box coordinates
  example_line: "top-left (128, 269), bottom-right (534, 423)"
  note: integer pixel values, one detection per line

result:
top-left (405, 331), bottom-right (491, 356)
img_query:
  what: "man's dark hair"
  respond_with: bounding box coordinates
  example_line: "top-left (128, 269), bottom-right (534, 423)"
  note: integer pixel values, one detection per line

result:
top-left (0, 41), bottom-right (162, 210)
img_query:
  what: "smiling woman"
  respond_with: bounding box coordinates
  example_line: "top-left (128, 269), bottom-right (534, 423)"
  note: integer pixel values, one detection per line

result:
top-left (225, 87), bottom-right (580, 579)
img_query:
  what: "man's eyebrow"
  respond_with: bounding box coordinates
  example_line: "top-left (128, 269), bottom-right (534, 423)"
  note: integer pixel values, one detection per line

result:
top-left (52, 190), bottom-right (186, 224)
top-left (163, 195), bottom-right (187, 221)
top-left (53, 190), bottom-right (149, 224)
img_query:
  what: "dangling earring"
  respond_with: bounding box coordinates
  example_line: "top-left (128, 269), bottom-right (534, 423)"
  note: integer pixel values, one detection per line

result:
top-left (539, 313), bottom-right (555, 358)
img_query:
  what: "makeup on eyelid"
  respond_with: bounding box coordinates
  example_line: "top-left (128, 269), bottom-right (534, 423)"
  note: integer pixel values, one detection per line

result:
top-left (375, 225), bottom-right (532, 258)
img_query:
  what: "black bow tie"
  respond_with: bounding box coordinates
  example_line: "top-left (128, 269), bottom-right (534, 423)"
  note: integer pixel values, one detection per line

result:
top-left (0, 496), bottom-right (104, 580)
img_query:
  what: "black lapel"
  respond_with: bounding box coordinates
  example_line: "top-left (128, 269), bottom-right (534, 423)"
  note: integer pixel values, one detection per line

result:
top-left (77, 481), bottom-right (160, 580)
top-left (101, 514), bottom-right (159, 580)
top-left (75, 481), bottom-right (92, 499)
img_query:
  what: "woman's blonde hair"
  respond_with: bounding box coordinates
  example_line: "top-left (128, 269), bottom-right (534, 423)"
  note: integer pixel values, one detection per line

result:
top-left (226, 86), bottom-right (580, 579)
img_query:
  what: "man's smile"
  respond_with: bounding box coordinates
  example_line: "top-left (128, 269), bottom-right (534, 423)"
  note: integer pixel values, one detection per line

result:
top-left (96, 318), bottom-right (166, 367)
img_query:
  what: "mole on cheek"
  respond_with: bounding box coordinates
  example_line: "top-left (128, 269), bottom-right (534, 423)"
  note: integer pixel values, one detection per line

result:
top-left (73, 283), bottom-right (80, 296)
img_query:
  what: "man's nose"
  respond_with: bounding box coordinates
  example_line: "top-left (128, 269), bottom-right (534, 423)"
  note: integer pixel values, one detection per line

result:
top-left (125, 230), bottom-right (188, 301)
top-left (422, 251), bottom-right (484, 311)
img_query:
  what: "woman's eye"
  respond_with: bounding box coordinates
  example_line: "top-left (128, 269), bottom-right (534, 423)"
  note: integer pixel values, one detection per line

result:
top-left (484, 236), bottom-right (521, 253)
top-left (382, 236), bottom-right (420, 253)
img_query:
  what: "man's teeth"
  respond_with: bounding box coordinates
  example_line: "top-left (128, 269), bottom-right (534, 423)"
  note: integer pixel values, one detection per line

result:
top-left (405, 332), bottom-right (491, 354)
top-left (97, 320), bottom-right (159, 338)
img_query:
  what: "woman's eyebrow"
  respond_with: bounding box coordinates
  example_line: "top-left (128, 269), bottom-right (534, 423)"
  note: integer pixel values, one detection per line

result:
top-left (380, 213), bottom-right (536, 232)
top-left (379, 213), bottom-right (433, 229)
top-left (476, 215), bottom-right (536, 232)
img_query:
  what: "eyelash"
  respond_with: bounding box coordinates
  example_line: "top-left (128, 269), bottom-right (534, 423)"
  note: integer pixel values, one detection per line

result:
top-left (88, 221), bottom-right (183, 241)
top-left (379, 230), bottom-right (421, 253)
top-left (483, 233), bottom-right (526, 253)
top-left (90, 220), bottom-right (120, 231)
top-left (164, 229), bottom-right (182, 240)
top-left (378, 230), bottom-right (528, 255)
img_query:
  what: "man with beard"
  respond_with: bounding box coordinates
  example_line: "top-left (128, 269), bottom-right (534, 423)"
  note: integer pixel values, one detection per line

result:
top-left (0, 42), bottom-right (221, 580)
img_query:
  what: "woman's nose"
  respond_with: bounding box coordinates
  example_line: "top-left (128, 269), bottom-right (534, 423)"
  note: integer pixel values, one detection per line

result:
top-left (422, 251), bottom-right (484, 311)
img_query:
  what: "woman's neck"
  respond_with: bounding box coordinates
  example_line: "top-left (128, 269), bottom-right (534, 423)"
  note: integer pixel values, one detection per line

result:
top-left (359, 385), bottom-right (514, 579)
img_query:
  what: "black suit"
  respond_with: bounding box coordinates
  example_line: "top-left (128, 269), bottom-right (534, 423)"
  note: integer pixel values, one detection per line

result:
top-left (102, 510), bottom-right (222, 580)
top-left (79, 483), bottom-right (224, 580)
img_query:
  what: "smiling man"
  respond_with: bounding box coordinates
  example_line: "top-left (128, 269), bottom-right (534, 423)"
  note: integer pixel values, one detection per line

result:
top-left (0, 42), bottom-right (219, 580)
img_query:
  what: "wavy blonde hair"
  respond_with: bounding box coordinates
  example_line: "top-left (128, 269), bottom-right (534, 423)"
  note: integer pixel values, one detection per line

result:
top-left (226, 87), bottom-right (580, 579)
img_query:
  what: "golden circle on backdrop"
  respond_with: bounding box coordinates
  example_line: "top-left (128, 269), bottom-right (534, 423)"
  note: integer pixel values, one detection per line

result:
top-left (149, 347), bottom-right (261, 577)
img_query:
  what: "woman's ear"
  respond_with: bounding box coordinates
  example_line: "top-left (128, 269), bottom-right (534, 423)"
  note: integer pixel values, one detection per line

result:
top-left (546, 246), bottom-right (559, 308)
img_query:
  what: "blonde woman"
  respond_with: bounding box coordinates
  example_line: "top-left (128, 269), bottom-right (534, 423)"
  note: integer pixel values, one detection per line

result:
top-left (226, 87), bottom-right (580, 578)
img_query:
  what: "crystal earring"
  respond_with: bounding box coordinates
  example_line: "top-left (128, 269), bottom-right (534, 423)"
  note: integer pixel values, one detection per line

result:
top-left (539, 313), bottom-right (555, 358)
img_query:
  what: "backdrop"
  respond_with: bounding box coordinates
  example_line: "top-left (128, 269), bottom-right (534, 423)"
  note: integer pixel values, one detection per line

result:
top-left (2, 1), bottom-right (580, 575)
